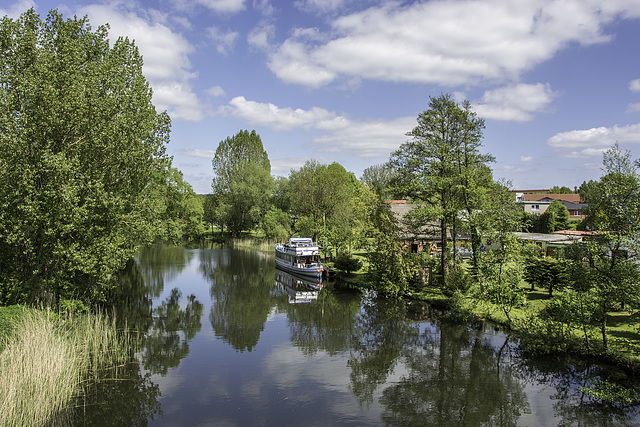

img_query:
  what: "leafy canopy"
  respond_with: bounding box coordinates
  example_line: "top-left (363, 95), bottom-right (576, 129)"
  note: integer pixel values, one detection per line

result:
top-left (0, 9), bottom-right (171, 304)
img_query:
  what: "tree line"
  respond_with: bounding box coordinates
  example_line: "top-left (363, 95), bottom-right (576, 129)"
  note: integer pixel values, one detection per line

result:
top-left (2, 9), bottom-right (639, 358)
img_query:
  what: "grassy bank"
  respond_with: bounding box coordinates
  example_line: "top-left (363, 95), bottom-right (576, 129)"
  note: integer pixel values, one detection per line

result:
top-left (0, 306), bottom-right (133, 426)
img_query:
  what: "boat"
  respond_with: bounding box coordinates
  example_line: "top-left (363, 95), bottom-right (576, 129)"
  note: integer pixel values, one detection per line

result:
top-left (275, 237), bottom-right (324, 279)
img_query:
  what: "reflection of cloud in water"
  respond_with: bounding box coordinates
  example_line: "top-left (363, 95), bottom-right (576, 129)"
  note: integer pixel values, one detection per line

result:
top-left (263, 343), bottom-right (389, 424)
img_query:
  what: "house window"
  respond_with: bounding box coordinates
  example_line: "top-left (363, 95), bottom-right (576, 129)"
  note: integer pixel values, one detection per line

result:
top-left (574, 210), bottom-right (580, 216)
top-left (531, 204), bottom-right (539, 211)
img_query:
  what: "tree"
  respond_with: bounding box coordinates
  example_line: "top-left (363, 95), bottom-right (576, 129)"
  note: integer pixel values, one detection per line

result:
top-left (389, 94), bottom-right (493, 288)
top-left (567, 143), bottom-right (640, 350)
top-left (547, 199), bottom-right (570, 231)
top-left (288, 160), bottom-right (357, 244)
top-left (211, 130), bottom-right (273, 237)
top-left (0, 10), bottom-right (171, 304)
top-left (360, 163), bottom-right (397, 201)
top-left (548, 185), bottom-right (576, 194)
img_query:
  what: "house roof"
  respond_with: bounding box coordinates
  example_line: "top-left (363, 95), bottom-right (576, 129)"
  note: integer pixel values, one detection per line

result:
top-left (521, 193), bottom-right (582, 203)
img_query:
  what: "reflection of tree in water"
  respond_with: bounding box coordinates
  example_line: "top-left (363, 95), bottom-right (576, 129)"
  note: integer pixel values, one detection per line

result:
top-left (348, 297), bottom-right (422, 406)
top-left (134, 244), bottom-right (196, 298)
top-left (202, 248), bottom-right (276, 352)
top-left (380, 323), bottom-right (529, 426)
top-left (516, 355), bottom-right (640, 426)
top-left (64, 359), bottom-right (162, 426)
top-left (278, 288), bottom-right (362, 357)
top-left (112, 246), bottom-right (204, 375)
top-left (141, 288), bottom-right (203, 375)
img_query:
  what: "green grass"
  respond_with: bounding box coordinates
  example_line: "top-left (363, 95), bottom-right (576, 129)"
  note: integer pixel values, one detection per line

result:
top-left (0, 307), bottom-right (133, 426)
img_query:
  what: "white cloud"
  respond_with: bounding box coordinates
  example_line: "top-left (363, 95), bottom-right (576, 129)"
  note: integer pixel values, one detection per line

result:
top-left (270, 157), bottom-right (312, 176)
top-left (223, 96), bottom-right (413, 159)
top-left (225, 96), bottom-right (349, 131)
top-left (294, 0), bottom-right (346, 14)
top-left (206, 86), bottom-right (226, 97)
top-left (207, 26), bottom-right (239, 55)
top-left (0, 0), bottom-right (35, 19)
top-left (309, 116), bottom-right (415, 158)
top-left (181, 148), bottom-right (216, 159)
top-left (630, 78), bottom-right (640, 93)
top-left (521, 156), bottom-right (534, 162)
top-left (473, 83), bottom-right (558, 122)
top-left (248, 23), bottom-right (275, 50)
top-left (79, 4), bottom-right (206, 121)
top-left (196, 0), bottom-right (246, 13)
top-left (627, 102), bottom-right (640, 113)
top-left (547, 123), bottom-right (640, 157)
top-left (267, 0), bottom-right (636, 88)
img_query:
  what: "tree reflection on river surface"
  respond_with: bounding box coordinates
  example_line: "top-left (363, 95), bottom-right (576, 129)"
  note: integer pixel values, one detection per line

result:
top-left (70, 244), bottom-right (639, 426)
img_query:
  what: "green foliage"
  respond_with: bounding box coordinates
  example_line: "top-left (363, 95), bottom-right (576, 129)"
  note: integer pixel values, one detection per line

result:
top-left (580, 378), bottom-right (640, 405)
top-left (0, 10), bottom-right (171, 304)
top-left (333, 253), bottom-right (363, 274)
top-left (547, 199), bottom-right (571, 231)
top-left (524, 256), bottom-right (568, 295)
top-left (211, 130), bottom-right (273, 237)
top-left (288, 160), bottom-right (358, 243)
top-left (360, 163), bottom-right (397, 200)
top-left (365, 203), bottom-right (418, 298)
top-left (259, 206), bottom-right (291, 241)
top-left (390, 94), bottom-right (496, 288)
top-left (443, 262), bottom-right (471, 297)
top-left (548, 185), bottom-right (576, 194)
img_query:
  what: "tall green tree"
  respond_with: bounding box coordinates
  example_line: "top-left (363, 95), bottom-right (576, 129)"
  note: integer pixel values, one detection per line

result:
top-left (547, 199), bottom-right (570, 231)
top-left (389, 94), bottom-right (492, 287)
top-left (0, 10), bottom-right (171, 304)
top-left (211, 130), bottom-right (273, 237)
top-left (570, 143), bottom-right (640, 350)
top-left (288, 160), bottom-right (356, 244)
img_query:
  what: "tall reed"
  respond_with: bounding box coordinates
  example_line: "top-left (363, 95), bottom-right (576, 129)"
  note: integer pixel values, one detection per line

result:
top-left (0, 308), bottom-right (132, 426)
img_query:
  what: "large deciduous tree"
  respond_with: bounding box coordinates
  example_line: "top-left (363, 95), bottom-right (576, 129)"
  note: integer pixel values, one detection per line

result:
top-left (568, 143), bottom-right (640, 350)
top-left (0, 10), bottom-right (171, 304)
top-left (389, 94), bottom-right (493, 288)
top-left (211, 130), bottom-right (273, 237)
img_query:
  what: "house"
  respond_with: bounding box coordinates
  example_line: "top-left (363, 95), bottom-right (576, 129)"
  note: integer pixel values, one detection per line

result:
top-left (387, 200), bottom-right (469, 254)
top-left (517, 193), bottom-right (587, 219)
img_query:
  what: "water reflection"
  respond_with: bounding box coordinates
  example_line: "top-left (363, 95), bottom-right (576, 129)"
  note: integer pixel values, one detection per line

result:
top-left (73, 245), bottom-right (640, 425)
top-left (274, 267), bottom-right (323, 303)
top-left (202, 247), bottom-right (275, 352)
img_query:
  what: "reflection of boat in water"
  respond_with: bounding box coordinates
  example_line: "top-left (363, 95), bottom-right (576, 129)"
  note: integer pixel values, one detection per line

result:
top-left (275, 238), bottom-right (324, 279)
top-left (275, 267), bottom-right (323, 304)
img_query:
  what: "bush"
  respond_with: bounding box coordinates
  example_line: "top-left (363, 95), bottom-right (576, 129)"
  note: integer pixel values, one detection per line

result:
top-left (333, 254), bottom-right (363, 274)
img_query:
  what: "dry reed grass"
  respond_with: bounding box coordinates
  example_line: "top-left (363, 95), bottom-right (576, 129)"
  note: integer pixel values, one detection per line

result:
top-left (0, 308), bottom-right (131, 426)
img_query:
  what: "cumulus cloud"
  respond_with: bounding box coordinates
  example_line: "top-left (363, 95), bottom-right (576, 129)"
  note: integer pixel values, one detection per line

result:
top-left (630, 79), bottom-right (640, 93)
top-left (627, 102), bottom-right (640, 113)
top-left (79, 4), bottom-right (206, 121)
top-left (473, 83), bottom-right (558, 121)
top-left (0, 0), bottom-right (35, 18)
top-left (547, 123), bottom-right (640, 157)
top-left (224, 96), bottom-right (349, 131)
top-left (206, 86), bottom-right (226, 97)
top-left (222, 96), bottom-right (412, 158)
top-left (294, 0), bottom-right (347, 14)
top-left (309, 116), bottom-right (415, 158)
top-left (181, 148), bottom-right (216, 159)
top-left (195, 0), bottom-right (246, 13)
top-left (207, 26), bottom-right (239, 55)
top-left (267, 0), bottom-right (638, 88)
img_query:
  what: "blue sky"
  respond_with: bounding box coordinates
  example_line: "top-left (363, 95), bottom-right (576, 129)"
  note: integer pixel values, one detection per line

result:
top-left (3, 0), bottom-right (640, 194)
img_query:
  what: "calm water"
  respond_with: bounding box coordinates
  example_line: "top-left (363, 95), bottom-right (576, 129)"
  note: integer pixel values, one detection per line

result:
top-left (75, 244), bottom-right (640, 426)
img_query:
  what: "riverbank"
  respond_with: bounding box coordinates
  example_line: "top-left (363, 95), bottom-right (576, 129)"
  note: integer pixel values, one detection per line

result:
top-left (334, 269), bottom-right (640, 372)
top-left (0, 306), bottom-right (133, 426)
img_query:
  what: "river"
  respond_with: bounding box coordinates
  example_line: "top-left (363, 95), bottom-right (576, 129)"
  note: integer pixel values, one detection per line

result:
top-left (73, 244), bottom-right (640, 426)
